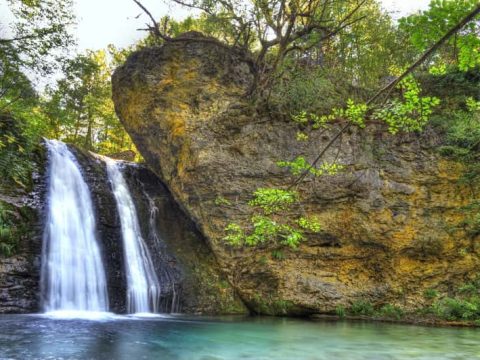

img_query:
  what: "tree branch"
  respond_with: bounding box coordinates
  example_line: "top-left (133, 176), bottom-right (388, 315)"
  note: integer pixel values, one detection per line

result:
top-left (132, 0), bottom-right (172, 41)
top-left (289, 3), bottom-right (480, 188)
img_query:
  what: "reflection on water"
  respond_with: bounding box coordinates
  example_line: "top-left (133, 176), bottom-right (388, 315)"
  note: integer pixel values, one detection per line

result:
top-left (0, 315), bottom-right (479, 360)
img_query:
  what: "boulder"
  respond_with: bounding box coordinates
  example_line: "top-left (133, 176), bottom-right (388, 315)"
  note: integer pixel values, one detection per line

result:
top-left (112, 32), bottom-right (480, 314)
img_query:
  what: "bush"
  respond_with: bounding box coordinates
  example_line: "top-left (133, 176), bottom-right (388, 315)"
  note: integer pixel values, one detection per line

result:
top-left (350, 300), bottom-right (375, 316)
top-left (0, 113), bottom-right (38, 190)
top-left (431, 297), bottom-right (480, 321)
top-left (428, 281), bottom-right (480, 321)
top-left (223, 187), bottom-right (321, 249)
top-left (424, 288), bottom-right (439, 299)
top-left (0, 202), bottom-right (23, 256)
top-left (270, 66), bottom-right (348, 115)
top-left (379, 304), bottom-right (404, 320)
top-left (459, 283), bottom-right (479, 296)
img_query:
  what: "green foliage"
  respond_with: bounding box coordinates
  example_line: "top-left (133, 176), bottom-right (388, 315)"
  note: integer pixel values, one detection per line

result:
top-left (0, 201), bottom-right (30, 257)
top-left (0, 113), bottom-right (41, 190)
top-left (243, 215), bottom-right (304, 248)
top-left (429, 64), bottom-right (447, 76)
top-left (296, 132), bottom-right (308, 141)
top-left (272, 68), bottom-right (347, 115)
top-left (245, 216), bottom-right (284, 246)
top-left (399, 0), bottom-right (480, 72)
top-left (271, 249), bottom-right (285, 260)
top-left (223, 223), bottom-right (244, 246)
top-left (335, 305), bottom-right (346, 319)
top-left (297, 217), bottom-right (322, 232)
top-left (435, 99), bottom-right (480, 236)
top-left (214, 196), bottom-right (232, 206)
top-left (425, 280), bottom-right (480, 321)
top-left (291, 111), bottom-right (330, 129)
top-left (466, 97), bottom-right (480, 112)
top-left (374, 76), bottom-right (440, 134)
top-left (321, 0), bottom-right (408, 90)
top-left (1, 0), bottom-right (75, 75)
top-left (44, 49), bottom-right (136, 154)
top-left (350, 300), bottom-right (375, 316)
top-left (459, 283), bottom-right (478, 295)
top-left (315, 99), bottom-right (368, 128)
top-left (0, 205), bottom-right (15, 256)
top-left (461, 204), bottom-right (480, 238)
top-left (248, 188), bottom-right (298, 215)
top-left (277, 156), bottom-right (344, 177)
top-left (431, 297), bottom-right (480, 321)
top-left (224, 187), bottom-right (321, 249)
top-left (424, 289), bottom-right (439, 300)
top-left (379, 304), bottom-right (404, 320)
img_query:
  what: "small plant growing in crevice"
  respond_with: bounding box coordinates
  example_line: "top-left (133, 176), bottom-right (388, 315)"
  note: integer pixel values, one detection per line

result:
top-left (271, 250), bottom-right (285, 261)
top-left (214, 196), bottom-right (232, 206)
top-left (423, 288), bottom-right (439, 300)
top-left (223, 188), bottom-right (321, 249)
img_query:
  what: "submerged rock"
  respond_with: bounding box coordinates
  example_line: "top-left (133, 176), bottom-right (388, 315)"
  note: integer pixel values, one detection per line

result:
top-left (112, 33), bottom-right (480, 315)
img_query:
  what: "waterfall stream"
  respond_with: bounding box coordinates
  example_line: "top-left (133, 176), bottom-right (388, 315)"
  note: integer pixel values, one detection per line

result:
top-left (41, 140), bottom-right (109, 316)
top-left (106, 160), bottom-right (160, 314)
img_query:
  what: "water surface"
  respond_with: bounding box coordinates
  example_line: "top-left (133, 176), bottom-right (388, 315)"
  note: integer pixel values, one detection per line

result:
top-left (0, 315), bottom-right (479, 360)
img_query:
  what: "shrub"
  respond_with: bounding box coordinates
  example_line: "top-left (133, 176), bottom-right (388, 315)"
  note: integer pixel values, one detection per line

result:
top-left (424, 288), bottom-right (439, 299)
top-left (459, 283), bottom-right (479, 296)
top-left (379, 304), bottom-right (404, 320)
top-left (270, 67), bottom-right (347, 115)
top-left (431, 297), bottom-right (480, 321)
top-left (350, 300), bottom-right (375, 316)
top-left (223, 187), bottom-right (321, 249)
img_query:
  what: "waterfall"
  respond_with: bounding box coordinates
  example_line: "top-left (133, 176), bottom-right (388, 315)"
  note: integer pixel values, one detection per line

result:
top-left (106, 159), bottom-right (160, 314)
top-left (142, 189), bottom-right (180, 313)
top-left (41, 140), bottom-right (109, 315)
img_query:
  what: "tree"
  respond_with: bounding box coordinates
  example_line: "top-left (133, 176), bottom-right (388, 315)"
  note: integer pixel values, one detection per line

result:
top-left (0, 0), bottom-right (75, 75)
top-left (135, 0), bottom-right (369, 90)
top-left (223, 2), bottom-right (480, 249)
top-left (44, 49), bottom-right (136, 154)
top-left (399, 0), bottom-right (480, 72)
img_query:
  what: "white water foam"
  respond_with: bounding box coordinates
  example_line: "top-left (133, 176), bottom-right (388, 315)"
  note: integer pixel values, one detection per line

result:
top-left (106, 159), bottom-right (160, 314)
top-left (41, 139), bottom-right (109, 314)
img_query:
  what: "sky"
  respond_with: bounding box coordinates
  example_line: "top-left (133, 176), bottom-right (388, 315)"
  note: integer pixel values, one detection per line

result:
top-left (0, 0), bottom-right (431, 51)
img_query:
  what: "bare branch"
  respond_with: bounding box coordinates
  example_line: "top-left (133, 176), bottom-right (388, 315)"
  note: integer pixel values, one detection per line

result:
top-left (132, 0), bottom-right (171, 41)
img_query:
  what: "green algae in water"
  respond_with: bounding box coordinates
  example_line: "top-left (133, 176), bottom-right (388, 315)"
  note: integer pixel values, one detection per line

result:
top-left (0, 315), bottom-right (479, 359)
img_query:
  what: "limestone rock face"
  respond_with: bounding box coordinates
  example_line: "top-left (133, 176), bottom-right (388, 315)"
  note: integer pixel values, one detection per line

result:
top-left (112, 33), bottom-right (480, 315)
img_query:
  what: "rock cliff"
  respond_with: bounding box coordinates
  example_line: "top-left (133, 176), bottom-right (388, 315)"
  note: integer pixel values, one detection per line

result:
top-left (112, 32), bottom-right (480, 315)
